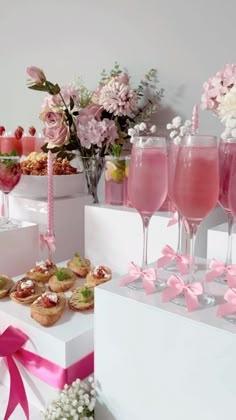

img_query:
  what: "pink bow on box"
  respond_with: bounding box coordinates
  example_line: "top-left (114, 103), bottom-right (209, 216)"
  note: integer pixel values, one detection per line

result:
top-left (0, 326), bottom-right (29, 420)
top-left (40, 233), bottom-right (56, 254)
top-left (157, 245), bottom-right (190, 275)
top-left (162, 275), bottom-right (204, 312)
top-left (217, 288), bottom-right (236, 317)
top-left (206, 259), bottom-right (236, 286)
top-left (120, 262), bottom-right (156, 294)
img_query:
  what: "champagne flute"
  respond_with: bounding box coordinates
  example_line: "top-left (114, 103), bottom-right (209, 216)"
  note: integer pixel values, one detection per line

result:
top-left (173, 134), bottom-right (219, 306)
top-left (0, 155), bottom-right (21, 229)
top-left (127, 136), bottom-right (168, 289)
top-left (217, 138), bottom-right (236, 283)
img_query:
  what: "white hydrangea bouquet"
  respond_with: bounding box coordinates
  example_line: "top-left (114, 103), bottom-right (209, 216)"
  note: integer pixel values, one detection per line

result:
top-left (43, 377), bottom-right (95, 420)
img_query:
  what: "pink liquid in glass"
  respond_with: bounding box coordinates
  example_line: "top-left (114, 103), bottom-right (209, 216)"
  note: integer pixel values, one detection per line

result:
top-left (0, 161), bottom-right (21, 192)
top-left (128, 146), bottom-right (168, 217)
top-left (219, 141), bottom-right (236, 212)
top-left (21, 136), bottom-right (35, 155)
top-left (1, 136), bottom-right (23, 156)
top-left (173, 146), bottom-right (219, 223)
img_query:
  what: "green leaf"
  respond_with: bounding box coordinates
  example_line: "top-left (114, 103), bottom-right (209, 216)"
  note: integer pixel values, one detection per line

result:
top-left (69, 96), bottom-right (75, 111)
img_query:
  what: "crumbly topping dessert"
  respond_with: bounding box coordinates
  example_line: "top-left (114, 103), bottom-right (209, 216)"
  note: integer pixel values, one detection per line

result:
top-left (21, 152), bottom-right (78, 175)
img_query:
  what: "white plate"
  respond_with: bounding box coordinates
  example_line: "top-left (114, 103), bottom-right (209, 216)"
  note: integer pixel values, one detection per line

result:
top-left (12, 173), bottom-right (87, 199)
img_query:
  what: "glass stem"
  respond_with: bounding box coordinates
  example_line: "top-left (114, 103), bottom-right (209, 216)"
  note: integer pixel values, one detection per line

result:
top-left (141, 216), bottom-right (151, 269)
top-left (188, 222), bottom-right (198, 283)
top-left (176, 212), bottom-right (183, 255)
top-left (2, 192), bottom-right (9, 222)
top-left (225, 212), bottom-right (235, 266)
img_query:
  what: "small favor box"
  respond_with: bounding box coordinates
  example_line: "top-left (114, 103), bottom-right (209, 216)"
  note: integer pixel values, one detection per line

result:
top-left (0, 268), bottom-right (94, 413)
top-left (0, 222), bottom-right (38, 277)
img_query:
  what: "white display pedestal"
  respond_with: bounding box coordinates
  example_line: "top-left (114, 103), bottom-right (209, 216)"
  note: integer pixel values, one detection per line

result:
top-left (9, 194), bottom-right (93, 262)
top-left (85, 204), bottom-right (226, 275)
top-left (95, 276), bottom-right (235, 420)
top-left (207, 222), bottom-right (236, 264)
top-left (0, 222), bottom-right (38, 276)
top-left (0, 262), bottom-right (94, 417)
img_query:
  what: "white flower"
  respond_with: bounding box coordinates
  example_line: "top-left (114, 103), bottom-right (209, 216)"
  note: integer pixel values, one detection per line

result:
top-left (128, 128), bottom-right (136, 137)
top-left (172, 116), bottom-right (182, 128)
top-left (170, 130), bottom-right (177, 139)
top-left (78, 406), bottom-right (84, 413)
top-left (139, 122), bottom-right (147, 131)
top-left (166, 123), bottom-right (173, 129)
top-left (218, 85), bottom-right (236, 123)
top-left (150, 125), bottom-right (157, 133)
top-left (184, 120), bottom-right (192, 127)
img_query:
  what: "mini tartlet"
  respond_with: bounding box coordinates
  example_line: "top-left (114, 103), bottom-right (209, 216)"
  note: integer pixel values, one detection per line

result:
top-left (68, 286), bottom-right (94, 311)
top-left (31, 292), bottom-right (66, 327)
top-left (0, 275), bottom-right (15, 299)
top-left (26, 260), bottom-right (57, 283)
top-left (85, 265), bottom-right (112, 287)
top-left (10, 278), bottom-right (45, 305)
top-left (49, 268), bottom-right (76, 293)
top-left (67, 253), bottom-right (91, 277)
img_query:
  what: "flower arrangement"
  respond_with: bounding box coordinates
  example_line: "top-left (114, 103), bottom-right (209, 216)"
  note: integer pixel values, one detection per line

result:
top-left (201, 64), bottom-right (236, 139)
top-left (26, 63), bottom-right (164, 159)
top-left (166, 116), bottom-right (192, 143)
top-left (43, 376), bottom-right (95, 420)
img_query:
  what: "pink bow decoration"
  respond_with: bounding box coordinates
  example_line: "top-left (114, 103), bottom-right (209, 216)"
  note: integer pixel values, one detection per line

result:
top-left (217, 288), bottom-right (236, 317)
top-left (206, 259), bottom-right (236, 286)
top-left (120, 262), bottom-right (156, 294)
top-left (167, 211), bottom-right (178, 227)
top-left (0, 326), bottom-right (29, 420)
top-left (157, 245), bottom-right (190, 275)
top-left (40, 233), bottom-right (56, 254)
top-left (162, 275), bottom-right (203, 312)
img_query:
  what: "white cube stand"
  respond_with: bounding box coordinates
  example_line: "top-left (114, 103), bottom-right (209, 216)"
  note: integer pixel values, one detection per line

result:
top-left (95, 277), bottom-right (236, 420)
top-left (207, 222), bottom-right (236, 263)
top-left (0, 263), bottom-right (94, 416)
top-left (0, 222), bottom-right (38, 276)
top-left (85, 205), bottom-right (226, 275)
top-left (9, 194), bottom-right (93, 262)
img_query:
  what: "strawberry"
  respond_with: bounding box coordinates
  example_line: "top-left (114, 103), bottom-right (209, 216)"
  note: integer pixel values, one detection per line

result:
top-left (14, 126), bottom-right (24, 139)
top-left (29, 126), bottom-right (36, 136)
top-left (0, 126), bottom-right (5, 135)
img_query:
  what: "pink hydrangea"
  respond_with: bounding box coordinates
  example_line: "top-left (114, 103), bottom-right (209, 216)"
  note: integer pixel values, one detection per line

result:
top-left (41, 85), bottom-right (80, 110)
top-left (201, 64), bottom-right (236, 112)
top-left (97, 75), bottom-right (137, 117)
top-left (76, 115), bottom-right (118, 149)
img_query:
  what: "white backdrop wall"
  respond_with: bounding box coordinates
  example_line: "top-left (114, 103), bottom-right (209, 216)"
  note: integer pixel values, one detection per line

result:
top-left (0, 0), bottom-right (234, 137)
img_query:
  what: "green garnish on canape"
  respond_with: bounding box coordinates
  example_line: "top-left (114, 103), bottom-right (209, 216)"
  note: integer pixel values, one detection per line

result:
top-left (56, 268), bottom-right (73, 281)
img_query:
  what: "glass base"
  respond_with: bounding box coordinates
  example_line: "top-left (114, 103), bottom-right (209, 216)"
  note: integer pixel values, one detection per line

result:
top-left (171, 291), bottom-right (215, 308)
top-left (0, 219), bottom-right (21, 230)
top-left (223, 314), bottom-right (236, 324)
top-left (127, 276), bottom-right (166, 292)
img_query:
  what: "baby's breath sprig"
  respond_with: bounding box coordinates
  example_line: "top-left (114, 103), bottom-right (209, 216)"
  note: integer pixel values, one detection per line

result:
top-left (43, 376), bottom-right (95, 420)
top-left (166, 116), bottom-right (192, 144)
top-left (128, 122), bottom-right (157, 143)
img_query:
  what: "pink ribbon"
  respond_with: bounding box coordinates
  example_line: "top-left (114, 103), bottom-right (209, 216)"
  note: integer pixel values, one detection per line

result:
top-left (0, 326), bottom-right (29, 420)
top-left (157, 245), bottom-right (190, 275)
top-left (120, 262), bottom-right (156, 294)
top-left (206, 259), bottom-right (236, 286)
top-left (217, 288), bottom-right (236, 317)
top-left (0, 326), bottom-right (94, 419)
top-left (40, 233), bottom-right (56, 254)
top-left (162, 275), bottom-right (203, 312)
top-left (167, 211), bottom-right (178, 227)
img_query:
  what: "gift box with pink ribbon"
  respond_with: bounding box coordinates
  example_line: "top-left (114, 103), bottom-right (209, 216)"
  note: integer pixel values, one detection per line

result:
top-left (0, 269), bottom-right (94, 418)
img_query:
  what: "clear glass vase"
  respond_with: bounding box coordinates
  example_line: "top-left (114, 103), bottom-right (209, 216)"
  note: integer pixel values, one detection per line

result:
top-left (82, 156), bottom-right (105, 203)
top-left (105, 156), bottom-right (130, 206)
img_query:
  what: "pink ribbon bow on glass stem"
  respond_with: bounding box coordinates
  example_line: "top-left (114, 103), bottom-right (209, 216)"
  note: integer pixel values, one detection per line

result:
top-left (157, 245), bottom-right (190, 275)
top-left (217, 288), bottom-right (236, 317)
top-left (120, 262), bottom-right (156, 294)
top-left (206, 259), bottom-right (236, 287)
top-left (162, 275), bottom-right (203, 312)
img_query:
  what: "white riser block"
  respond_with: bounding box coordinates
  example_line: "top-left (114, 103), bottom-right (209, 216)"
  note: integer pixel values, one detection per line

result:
top-left (0, 222), bottom-right (38, 276)
top-left (85, 205), bottom-right (226, 275)
top-left (207, 221), bottom-right (236, 263)
top-left (95, 278), bottom-right (236, 420)
top-left (9, 194), bottom-right (93, 262)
